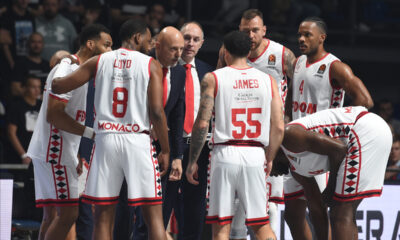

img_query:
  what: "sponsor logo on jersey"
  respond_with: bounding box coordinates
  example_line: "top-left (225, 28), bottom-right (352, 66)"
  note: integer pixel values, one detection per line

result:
top-left (97, 121), bottom-right (141, 133)
top-left (292, 101), bottom-right (317, 114)
top-left (317, 64), bottom-right (326, 74)
top-left (268, 54), bottom-right (276, 65)
top-left (75, 110), bottom-right (86, 122)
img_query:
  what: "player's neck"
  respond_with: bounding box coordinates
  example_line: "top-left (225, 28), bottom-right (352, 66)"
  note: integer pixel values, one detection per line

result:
top-left (181, 55), bottom-right (194, 64)
top-left (121, 41), bottom-right (135, 51)
top-left (307, 47), bottom-right (327, 64)
top-left (228, 58), bottom-right (249, 69)
top-left (75, 49), bottom-right (91, 64)
top-left (249, 38), bottom-right (268, 59)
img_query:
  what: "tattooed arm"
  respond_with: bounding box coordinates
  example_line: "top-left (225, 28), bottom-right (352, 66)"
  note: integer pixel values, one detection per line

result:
top-left (283, 47), bottom-right (296, 80)
top-left (186, 73), bottom-right (215, 185)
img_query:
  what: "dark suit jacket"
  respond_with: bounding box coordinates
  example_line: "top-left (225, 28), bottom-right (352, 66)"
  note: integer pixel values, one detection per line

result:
top-left (164, 64), bottom-right (186, 160)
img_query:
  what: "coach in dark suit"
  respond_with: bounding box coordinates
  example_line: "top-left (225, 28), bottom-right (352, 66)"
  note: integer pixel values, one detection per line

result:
top-left (179, 22), bottom-right (214, 240)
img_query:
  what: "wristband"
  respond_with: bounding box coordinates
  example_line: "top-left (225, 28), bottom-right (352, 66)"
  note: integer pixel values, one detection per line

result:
top-left (83, 127), bottom-right (94, 139)
top-left (21, 153), bottom-right (28, 159)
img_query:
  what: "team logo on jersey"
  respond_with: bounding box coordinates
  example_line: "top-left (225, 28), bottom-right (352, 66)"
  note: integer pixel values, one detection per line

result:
top-left (268, 54), bottom-right (276, 65)
top-left (317, 64), bottom-right (326, 74)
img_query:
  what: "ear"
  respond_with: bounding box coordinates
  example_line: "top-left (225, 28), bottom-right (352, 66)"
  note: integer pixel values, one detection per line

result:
top-left (262, 25), bottom-right (267, 37)
top-left (133, 33), bottom-right (141, 45)
top-left (320, 33), bottom-right (326, 44)
top-left (86, 40), bottom-right (95, 51)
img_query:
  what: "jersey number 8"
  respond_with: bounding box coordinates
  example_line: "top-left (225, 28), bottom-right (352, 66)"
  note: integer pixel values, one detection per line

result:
top-left (112, 87), bottom-right (128, 118)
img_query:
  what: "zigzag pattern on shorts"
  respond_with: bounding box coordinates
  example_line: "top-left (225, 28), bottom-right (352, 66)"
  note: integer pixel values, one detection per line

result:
top-left (330, 88), bottom-right (344, 108)
top-left (342, 131), bottom-right (361, 195)
top-left (151, 141), bottom-right (162, 197)
top-left (206, 152), bottom-right (211, 211)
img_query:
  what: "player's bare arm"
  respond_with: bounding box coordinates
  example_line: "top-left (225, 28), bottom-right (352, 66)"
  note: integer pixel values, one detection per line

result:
top-left (291, 172), bottom-right (330, 240)
top-left (265, 76), bottom-right (285, 176)
top-left (51, 55), bottom-right (98, 94)
top-left (330, 61), bottom-right (373, 109)
top-left (283, 47), bottom-right (297, 80)
top-left (148, 59), bottom-right (170, 176)
top-left (47, 97), bottom-right (87, 137)
top-left (186, 73), bottom-right (215, 185)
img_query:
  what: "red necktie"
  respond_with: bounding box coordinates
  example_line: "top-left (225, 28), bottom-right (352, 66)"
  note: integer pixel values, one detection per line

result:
top-left (184, 63), bottom-right (194, 134)
top-left (162, 67), bottom-right (168, 107)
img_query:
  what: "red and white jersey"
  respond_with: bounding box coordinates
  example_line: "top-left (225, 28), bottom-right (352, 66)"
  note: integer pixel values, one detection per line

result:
top-left (27, 56), bottom-right (87, 167)
top-left (282, 106), bottom-right (368, 177)
top-left (247, 39), bottom-right (288, 106)
top-left (211, 66), bottom-right (273, 146)
top-left (292, 53), bottom-right (344, 120)
top-left (94, 48), bottom-right (153, 134)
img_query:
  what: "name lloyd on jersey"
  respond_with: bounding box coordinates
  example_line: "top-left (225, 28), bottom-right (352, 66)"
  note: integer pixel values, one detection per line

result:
top-left (98, 121), bottom-right (141, 132)
top-left (114, 59), bottom-right (132, 69)
top-left (233, 79), bottom-right (259, 89)
top-left (292, 101), bottom-right (317, 114)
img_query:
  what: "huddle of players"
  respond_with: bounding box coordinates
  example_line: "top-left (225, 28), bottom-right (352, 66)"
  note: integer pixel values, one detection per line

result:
top-left (26, 7), bottom-right (392, 240)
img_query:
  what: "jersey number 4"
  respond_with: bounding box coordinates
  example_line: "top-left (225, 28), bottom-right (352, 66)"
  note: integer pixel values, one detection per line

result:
top-left (299, 80), bottom-right (305, 95)
top-left (231, 108), bottom-right (261, 139)
top-left (112, 87), bottom-right (128, 118)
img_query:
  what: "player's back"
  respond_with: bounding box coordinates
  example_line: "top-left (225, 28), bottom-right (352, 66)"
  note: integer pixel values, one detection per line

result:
top-left (212, 66), bottom-right (273, 147)
top-left (94, 48), bottom-right (153, 134)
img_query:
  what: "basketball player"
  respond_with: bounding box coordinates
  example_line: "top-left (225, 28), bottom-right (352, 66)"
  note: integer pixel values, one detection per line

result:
top-left (51, 20), bottom-right (170, 240)
top-left (277, 107), bottom-right (392, 239)
top-left (26, 24), bottom-right (112, 240)
top-left (284, 17), bottom-right (374, 239)
top-left (186, 30), bottom-right (284, 240)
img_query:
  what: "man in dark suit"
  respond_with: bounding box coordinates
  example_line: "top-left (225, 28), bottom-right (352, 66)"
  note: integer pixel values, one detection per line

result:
top-left (179, 22), bottom-right (214, 240)
top-left (154, 26), bottom-right (186, 239)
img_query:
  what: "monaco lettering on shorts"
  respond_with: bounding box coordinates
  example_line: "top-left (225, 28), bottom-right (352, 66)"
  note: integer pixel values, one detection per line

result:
top-left (113, 59), bottom-right (132, 69)
top-left (98, 121), bottom-right (140, 132)
top-left (293, 101), bottom-right (317, 114)
top-left (233, 79), bottom-right (259, 89)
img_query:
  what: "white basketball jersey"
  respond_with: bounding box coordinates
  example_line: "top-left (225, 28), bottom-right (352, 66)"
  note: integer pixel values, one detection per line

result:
top-left (292, 53), bottom-right (344, 120)
top-left (94, 48), bottom-right (152, 134)
top-left (28, 56), bottom-right (87, 167)
top-left (247, 39), bottom-right (288, 106)
top-left (282, 106), bottom-right (368, 177)
top-left (211, 66), bottom-right (273, 146)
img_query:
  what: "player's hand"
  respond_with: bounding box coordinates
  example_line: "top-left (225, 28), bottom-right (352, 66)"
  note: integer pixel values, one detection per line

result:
top-left (22, 156), bottom-right (32, 165)
top-left (322, 174), bottom-right (337, 207)
top-left (186, 162), bottom-right (199, 185)
top-left (265, 161), bottom-right (273, 177)
top-left (169, 159), bottom-right (182, 181)
top-left (76, 157), bottom-right (84, 176)
top-left (158, 151), bottom-right (170, 177)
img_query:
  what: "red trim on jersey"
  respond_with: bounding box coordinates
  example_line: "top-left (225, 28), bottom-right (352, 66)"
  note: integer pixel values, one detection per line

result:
top-left (64, 166), bottom-right (70, 199)
top-left (46, 124), bottom-right (53, 163)
top-left (49, 93), bottom-right (69, 103)
top-left (72, 54), bottom-right (80, 65)
top-left (151, 140), bottom-right (157, 197)
top-left (206, 215), bottom-right (233, 225)
top-left (211, 72), bottom-right (218, 98)
top-left (227, 65), bottom-right (253, 70)
top-left (352, 129), bottom-right (362, 193)
top-left (294, 56), bottom-right (300, 70)
top-left (148, 57), bottom-right (154, 79)
top-left (333, 188), bottom-right (382, 202)
top-left (245, 216), bottom-right (270, 226)
top-left (248, 38), bottom-right (270, 62)
top-left (355, 111), bottom-right (369, 123)
top-left (93, 54), bottom-right (102, 87)
top-left (328, 60), bottom-right (341, 88)
top-left (51, 162), bottom-right (58, 200)
top-left (127, 197), bottom-right (163, 206)
top-left (306, 122), bottom-right (354, 131)
top-left (281, 46), bottom-right (286, 76)
top-left (284, 189), bottom-right (304, 201)
top-left (306, 53), bottom-right (330, 68)
top-left (270, 77), bottom-right (274, 98)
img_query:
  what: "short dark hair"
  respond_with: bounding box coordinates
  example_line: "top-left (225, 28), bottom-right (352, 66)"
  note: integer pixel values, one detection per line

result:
top-left (22, 75), bottom-right (41, 87)
top-left (302, 16), bottom-right (327, 34)
top-left (79, 24), bottom-right (110, 46)
top-left (223, 31), bottom-right (251, 58)
top-left (119, 19), bottom-right (148, 42)
top-left (28, 32), bottom-right (43, 43)
top-left (242, 9), bottom-right (263, 21)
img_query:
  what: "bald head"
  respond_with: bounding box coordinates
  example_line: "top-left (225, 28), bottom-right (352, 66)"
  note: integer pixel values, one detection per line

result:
top-left (156, 27), bottom-right (184, 67)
